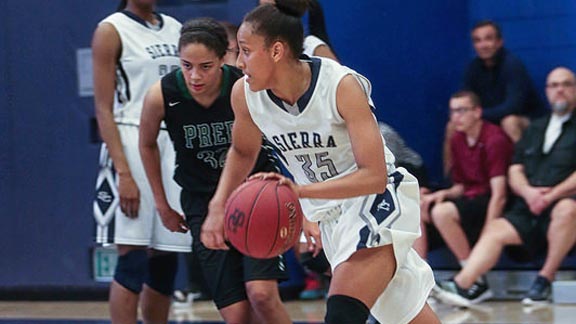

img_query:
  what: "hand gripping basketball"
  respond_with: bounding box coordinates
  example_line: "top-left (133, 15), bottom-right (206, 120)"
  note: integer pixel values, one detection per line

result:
top-left (224, 178), bottom-right (304, 259)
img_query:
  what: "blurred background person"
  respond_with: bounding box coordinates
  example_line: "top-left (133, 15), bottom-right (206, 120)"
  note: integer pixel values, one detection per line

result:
top-left (91, 0), bottom-right (191, 323)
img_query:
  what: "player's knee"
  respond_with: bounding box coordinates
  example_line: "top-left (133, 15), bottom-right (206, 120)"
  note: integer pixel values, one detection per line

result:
top-left (145, 252), bottom-right (178, 296)
top-left (325, 294), bottom-right (370, 324)
top-left (114, 249), bottom-right (148, 294)
top-left (246, 282), bottom-right (279, 308)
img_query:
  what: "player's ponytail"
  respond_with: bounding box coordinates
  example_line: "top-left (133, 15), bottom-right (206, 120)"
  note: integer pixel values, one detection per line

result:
top-left (243, 0), bottom-right (306, 59)
top-left (275, 0), bottom-right (308, 18)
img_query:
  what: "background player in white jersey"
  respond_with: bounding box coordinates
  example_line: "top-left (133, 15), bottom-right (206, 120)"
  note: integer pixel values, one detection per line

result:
top-left (91, 0), bottom-right (191, 323)
top-left (201, 1), bottom-right (440, 323)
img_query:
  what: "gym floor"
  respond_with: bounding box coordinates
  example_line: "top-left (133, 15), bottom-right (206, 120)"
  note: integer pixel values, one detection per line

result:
top-left (1, 299), bottom-right (575, 324)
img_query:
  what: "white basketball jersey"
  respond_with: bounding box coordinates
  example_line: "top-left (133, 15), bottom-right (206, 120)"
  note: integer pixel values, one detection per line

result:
top-left (100, 12), bottom-right (181, 125)
top-left (303, 35), bottom-right (325, 57)
top-left (244, 57), bottom-right (396, 219)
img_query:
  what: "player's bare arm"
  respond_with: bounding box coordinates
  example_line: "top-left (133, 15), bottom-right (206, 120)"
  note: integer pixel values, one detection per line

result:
top-left (140, 82), bottom-right (188, 233)
top-left (92, 23), bottom-right (140, 218)
top-left (297, 74), bottom-right (387, 199)
top-left (202, 79), bottom-right (264, 249)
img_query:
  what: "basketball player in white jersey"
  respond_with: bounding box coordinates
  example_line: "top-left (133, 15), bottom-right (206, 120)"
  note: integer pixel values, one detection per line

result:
top-left (201, 1), bottom-right (440, 324)
top-left (92, 0), bottom-right (191, 323)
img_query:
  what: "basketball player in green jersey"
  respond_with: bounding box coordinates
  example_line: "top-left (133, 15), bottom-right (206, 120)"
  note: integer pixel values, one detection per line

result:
top-left (139, 18), bottom-right (292, 324)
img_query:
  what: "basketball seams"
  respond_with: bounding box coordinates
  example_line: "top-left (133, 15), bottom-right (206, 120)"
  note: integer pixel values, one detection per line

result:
top-left (245, 180), bottom-right (275, 258)
top-left (266, 182), bottom-right (283, 258)
top-left (224, 180), bottom-right (254, 214)
top-left (224, 179), bottom-right (264, 256)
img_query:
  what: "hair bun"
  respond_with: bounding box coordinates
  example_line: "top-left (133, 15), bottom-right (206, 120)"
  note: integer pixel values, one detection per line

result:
top-left (275, 0), bottom-right (307, 18)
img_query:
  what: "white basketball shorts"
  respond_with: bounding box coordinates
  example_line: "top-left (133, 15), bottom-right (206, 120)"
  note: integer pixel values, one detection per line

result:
top-left (317, 169), bottom-right (434, 324)
top-left (94, 124), bottom-right (191, 252)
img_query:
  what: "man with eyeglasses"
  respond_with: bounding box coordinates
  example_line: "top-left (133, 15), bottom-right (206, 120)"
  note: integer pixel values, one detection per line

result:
top-left (416, 91), bottom-right (513, 272)
top-left (436, 67), bottom-right (576, 307)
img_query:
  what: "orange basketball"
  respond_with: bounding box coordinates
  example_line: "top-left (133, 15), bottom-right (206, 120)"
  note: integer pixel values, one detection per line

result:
top-left (224, 179), bottom-right (303, 259)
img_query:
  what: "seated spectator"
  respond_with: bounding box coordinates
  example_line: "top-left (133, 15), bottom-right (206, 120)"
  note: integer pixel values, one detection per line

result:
top-left (415, 91), bottom-right (513, 267)
top-left (437, 67), bottom-right (576, 307)
top-left (444, 20), bottom-right (542, 175)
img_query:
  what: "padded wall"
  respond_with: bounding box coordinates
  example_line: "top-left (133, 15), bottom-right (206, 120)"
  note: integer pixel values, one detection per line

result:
top-left (3, 0), bottom-right (575, 290)
top-left (0, 0), bottom-right (253, 289)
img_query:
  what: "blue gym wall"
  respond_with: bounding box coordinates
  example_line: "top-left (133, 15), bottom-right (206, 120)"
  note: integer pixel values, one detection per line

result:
top-left (469, 0), bottom-right (576, 90)
top-left (0, 0), bottom-right (255, 291)
top-left (1, 0), bottom-right (576, 292)
top-left (322, 0), bottom-right (469, 184)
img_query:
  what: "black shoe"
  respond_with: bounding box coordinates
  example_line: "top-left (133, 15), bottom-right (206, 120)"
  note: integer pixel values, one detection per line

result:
top-left (437, 279), bottom-right (493, 307)
top-left (522, 275), bottom-right (551, 305)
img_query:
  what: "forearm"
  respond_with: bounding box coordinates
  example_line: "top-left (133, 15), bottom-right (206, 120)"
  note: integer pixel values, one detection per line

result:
top-left (140, 143), bottom-right (170, 211)
top-left (547, 172), bottom-right (576, 202)
top-left (96, 107), bottom-right (131, 175)
top-left (298, 167), bottom-right (387, 199)
top-left (509, 164), bottom-right (531, 197)
top-left (442, 184), bottom-right (465, 200)
top-left (486, 193), bottom-right (506, 221)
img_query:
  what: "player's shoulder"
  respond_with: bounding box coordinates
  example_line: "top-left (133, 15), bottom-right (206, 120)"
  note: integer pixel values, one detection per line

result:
top-left (160, 68), bottom-right (185, 100)
top-left (159, 13), bottom-right (182, 28)
top-left (162, 68), bottom-right (180, 85)
top-left (313, 56), bottom-right (350, 87)
top-left (99, 11), bottom-right (131, 27)
top-left (322, 60), bottom-right (371, 97)
top-left (100, 11), bottom-right (123, 21)
top-left (231, 74), bottom-right (248, 108)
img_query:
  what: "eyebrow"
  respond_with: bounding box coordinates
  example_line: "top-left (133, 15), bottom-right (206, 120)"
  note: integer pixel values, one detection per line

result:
top-left (181, 59), bottom-right (214, 65)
